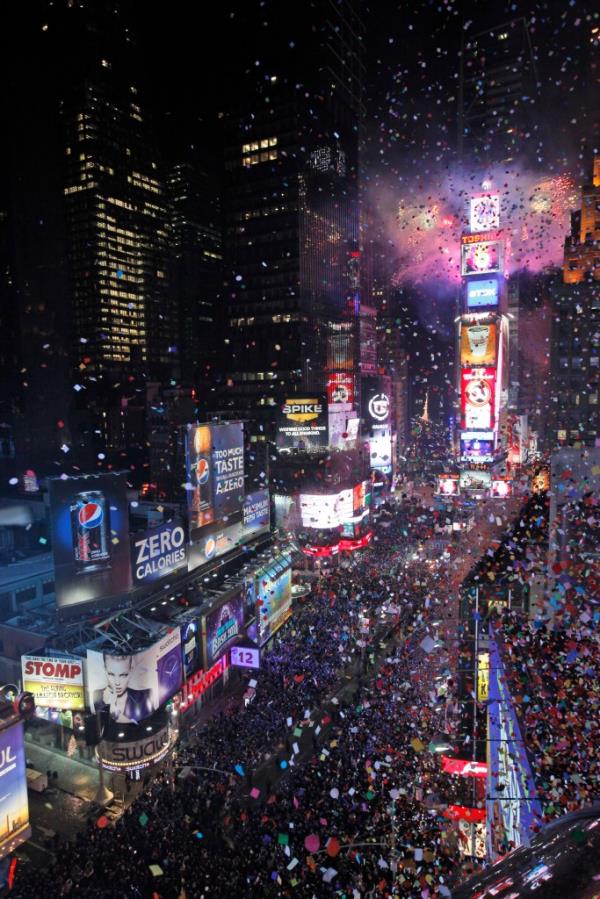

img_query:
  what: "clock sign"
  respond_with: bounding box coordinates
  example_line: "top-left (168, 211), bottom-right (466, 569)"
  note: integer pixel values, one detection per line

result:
top-left (470, 194), bottom-right (500, 232)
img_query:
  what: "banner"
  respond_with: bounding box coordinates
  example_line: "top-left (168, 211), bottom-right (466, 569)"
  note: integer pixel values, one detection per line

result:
top-left (22, 655), bottom-right (85, 710)
top-left (130, 521), bottom-right (187, 586)
top-left (202, 591), bottom-right (245, 669)
top-left (48, 472), bottom-right (132, 612)
top-left (441, 756), bottom-right (487, 778)
top-left (461, 367), bottom-right (496, 429)
top-left (460, 322), bottom-right (497, 366)
top-left (0, 723), bottom-right (31, 860)
top-left (87, 629), bottom-right (182, 724)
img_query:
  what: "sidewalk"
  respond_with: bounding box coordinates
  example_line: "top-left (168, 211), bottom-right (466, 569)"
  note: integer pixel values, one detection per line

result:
top-left (24, 740), bottom-right (100, 802)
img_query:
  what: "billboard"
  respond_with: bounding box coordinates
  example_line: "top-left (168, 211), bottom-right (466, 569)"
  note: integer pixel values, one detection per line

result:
top-left (460, 321), bottom-right (497, 366)
top-left (460, 431), bottom-right (494, 463)
top-left (242, 490), bottom-right (270, 537)
top-left (363, 378), bottom-right (391, 432)
top-left (181, 620), bottom-right (201, 680)
top-left (202, 591), bottom-right (245, 669)
top-left (466, 277), bottom-right (499, 310)
top-left (256, 565), bottom-right (292, 646)
top-left (185, 424), bottom-right (215, 531)
top-left (0, 722), bottom-right (30, 860)
top-left (436, 475), bottom-right (460, 497)
top-left (459, 470), bottom-right (492, 491)
top-left (22, 655), bottom-right (85, 711)
top-left (461, 232), bottom-right (504, 276)
top-left (188, 519), bottom-right (244, 570)
top-left (369, 433), bottom-right (393, 473)
top-left (461, 367), bottom-right (496, 429)
top-left (327, 373), bottom-right (354, 405)
top-left (487, 635), bottom-right (541, 859)
top-left (48, 472), bottom-right (132, 612)
top-left (491, 479), bottom-right (512, 498)
top-left (299, 489), bottom-right (354, 529)
top-left (130, 521), bottom-right (187, 586)
top-left (230, 645), bottom-right (260, 669)
top-left (211, 422), bottom-right (245, 518)
top-left (276, 396), bottom-right (328, 450)
top-left (87, 629), bottom-right (182, 724)
top-left (470, 194), bottom-right (500, 232)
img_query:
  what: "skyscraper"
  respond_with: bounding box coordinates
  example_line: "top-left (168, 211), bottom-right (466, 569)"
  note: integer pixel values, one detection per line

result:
top-left (217, 0), bottom-right (365, 431)
top-left (58, 4), bottom-right (175, 374)
top-left (458, 17), bottom-right (538, 166)
top-left (168, 159), bottom-right (222, 385)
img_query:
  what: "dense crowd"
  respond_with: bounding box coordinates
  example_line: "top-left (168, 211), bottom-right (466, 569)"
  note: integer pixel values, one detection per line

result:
top-left (495, 491), bottom-right (600, 825)
top-left (13, 496), bottom-right (470, 898)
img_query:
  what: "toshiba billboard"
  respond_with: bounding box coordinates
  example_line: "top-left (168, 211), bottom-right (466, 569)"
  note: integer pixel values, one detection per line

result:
top-left (22, 655), bottom-right (85, 710)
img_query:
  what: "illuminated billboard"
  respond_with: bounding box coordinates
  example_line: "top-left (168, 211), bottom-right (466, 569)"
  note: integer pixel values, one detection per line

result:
top-left (48, 472), bottom-right (132, 613)
top-left (363, 377), bottom-right (391, 432)
top-left (87, 629), bottom-right (182, 724)
top-left (276, 396), bottom-right (328, 451)
top-left (242, 490), bottom-right (270, 537)
top-left (460, 430), bottom-right (495, 463)
top-left (436, 475), bottom-right (460, 497)
top-left (211, 422), bottom-right (245, 518)
top-left (256, 565), bottom-right (292, 646)
top-left (0, 722), bottom-right (31, 859)
top-left (185, 424), bottom-right (215, 531)
top-left (459, 470), bottom-right (492, 491)
top-left (461, 367), bottom-right (496, 429)
top-left (299, 489), bottom-right (354, 529)
top-left (461, 236), bottom-right (504, 276)
top-left (470, 194), bottom-right (500, 232)
top-left (202, 591), bottom-right (245, 669)
top-left (460, 322), bottom-right (497, 366)
top-left (22, 655), bottom-right (85, 711)
top-left (491, 479), bottom-right (512, 498)
top-left (130, 521), bottom-right (187, 586)
top-left (327, 373), bottom-right (354, 405)
top-left (466, 277), bottom-right (499, 310)
top-left (369, 433), bottom-right (393, 473)
top-left (185, 422), bottom-right (244, 535)
top-left (181, 619), bottom-right (201, 680)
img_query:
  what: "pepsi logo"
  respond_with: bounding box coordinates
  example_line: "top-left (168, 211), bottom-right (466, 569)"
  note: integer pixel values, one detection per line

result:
top-left (196, 458), bottom-right (210, 485)
top-left (204, 537), bottom-right (216, 559)
top-left (78, 502), bottom-right (103, 528)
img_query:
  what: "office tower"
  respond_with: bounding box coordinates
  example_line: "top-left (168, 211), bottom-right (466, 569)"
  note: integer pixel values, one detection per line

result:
top-left (168, 159), bottom-right (222, 385)
top-left (549, 159), bottom-right (600, 448)
top-left (458, 17), bottom-right (538, 165)
top-left (59, 7), bottom-right (175, 374)
top-left (218, 0), bottom-right (365, 431)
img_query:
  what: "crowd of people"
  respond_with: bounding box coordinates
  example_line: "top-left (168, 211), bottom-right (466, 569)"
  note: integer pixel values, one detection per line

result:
top-left (13, 496), bottom-right (472, 898)
top-left (495, 491), bottom-right (600, 826)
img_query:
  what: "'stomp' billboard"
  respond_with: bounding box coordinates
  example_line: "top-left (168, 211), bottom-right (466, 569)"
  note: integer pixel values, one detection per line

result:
top-left (22, 655), bottom-right (85, 710)
top-left (48, 472), bottom-right (131, 613)
top-left (0, 722), bottom-right (31, 860)
top-left (130, 521), bottom-right (187, 586)
top-left (87, 629), bottom-right (182, 724)
top-left (276, 397), bottom-right (328, 451)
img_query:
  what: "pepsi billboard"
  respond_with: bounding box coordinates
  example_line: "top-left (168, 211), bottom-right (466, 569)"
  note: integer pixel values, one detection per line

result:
top-left (242, 490), bottom-right (270, 537)
top-left (130, 521), bottom-right (188, 586)
top-left (48, 472), bottom-right (132, 613)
